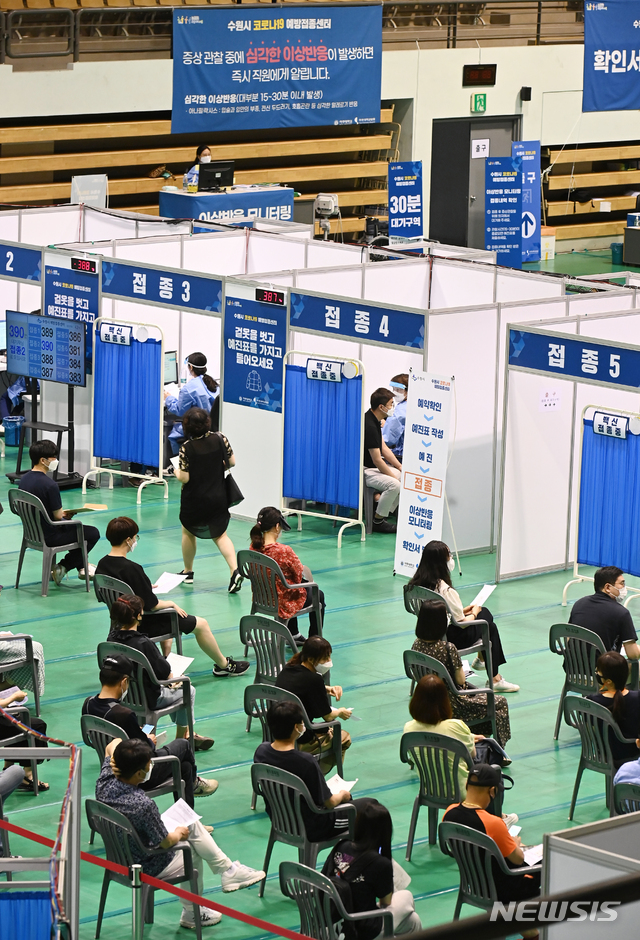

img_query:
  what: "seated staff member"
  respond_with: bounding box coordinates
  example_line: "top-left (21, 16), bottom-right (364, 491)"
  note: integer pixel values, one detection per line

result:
top-left (442, 764), bottom-right (540, 940)
top-left (0, 688), bottom-right (49, 792)
top-left (588, 651), bottom-right (640, 769)
top-left (18, 440), bottom-right (100, 584)
top-left (275, 636), bottom-right (352, 774)
top-left (98, 738), bottom-right (265, 930)
top-left (569, 566), bottom-right (640, 659)
top-left (253, 701), bottom-right (359, 842)
top-left (363, 388), bottom-right (402, 534)
top-left (82, 653), bottom-right (217, 803)
top-left (104, 596), bottom-right (213, 752)
top-left (95, 517), bottom-right (249, 677)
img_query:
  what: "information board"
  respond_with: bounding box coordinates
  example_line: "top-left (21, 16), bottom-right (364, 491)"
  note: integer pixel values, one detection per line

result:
top-left (512, 140), bottom-right (541, 263)
top-left (485, 156), bottom-right (522, 269)
top-left (7, 310), bottom-right (86, 387)
top-left (171, 4), bottom-right (382, 133)
top-left (101, 260), bottom-right (222, 314)
top-left (290, 292), bottom-right (424, 349)
top-left (388, 161), bottom-right (423, 241)
top-left (583, 0), bottom-right (640, 112)
top-left (223, 295), bottom-right (286, 411)
top-left (43, 252), bottom-right (99, 376)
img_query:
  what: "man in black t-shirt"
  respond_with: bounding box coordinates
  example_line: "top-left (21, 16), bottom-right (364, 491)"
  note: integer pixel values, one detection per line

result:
top-left (18, 440), bottom-right (100, 584)
top-left (363, 388), bottom-right (402, 534)
top-left (82, 654), bottom-right (216, 805)
top-left (569, 566), bottom-right (640, 659)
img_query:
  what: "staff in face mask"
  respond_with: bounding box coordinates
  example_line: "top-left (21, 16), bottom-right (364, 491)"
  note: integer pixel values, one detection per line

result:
top-left (276, 636), bottom-right (353, 774)
top-left (382, 373), bottom-right (409, 462)
top-left (569, 565), bottom-right (640, 660)
top-left (363, 387), bottom-right (403, 534)
top-left (407, 540), bottom-right (520, 694)
top-left (195, 144), bottom-right (212, 165)
top-left (18, 439), bottom-right (101, 585)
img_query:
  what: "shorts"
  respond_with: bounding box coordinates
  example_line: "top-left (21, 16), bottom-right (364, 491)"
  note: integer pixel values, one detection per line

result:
top-left (141, 613), bottom-right (197, 638)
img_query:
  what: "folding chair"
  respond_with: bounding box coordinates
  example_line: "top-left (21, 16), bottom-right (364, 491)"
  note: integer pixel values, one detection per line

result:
top-left (94, 573), bottom-right (183, 654)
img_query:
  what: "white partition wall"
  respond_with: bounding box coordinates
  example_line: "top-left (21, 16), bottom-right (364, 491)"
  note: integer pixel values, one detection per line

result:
top-left (0, 210), bottom-right (19, 242)
top-left (183, 232), bottom-right (247, 277)
top-left (429, 258), bottom-right (495, 309)
top-left (362, 260), bottom-right (430, 308)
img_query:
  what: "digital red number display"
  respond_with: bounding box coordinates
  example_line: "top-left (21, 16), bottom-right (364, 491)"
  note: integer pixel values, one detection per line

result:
top-left (71, 257), bottom-right (97, 274)
top-left (255, 288), bottom-right (285, 306)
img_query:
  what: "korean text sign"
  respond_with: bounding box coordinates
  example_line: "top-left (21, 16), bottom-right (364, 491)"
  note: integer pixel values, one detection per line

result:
top-left (509, 328), bottom-right (640, 389)
top-left (394, 371), bottom-right (452, 577)
top-left (1, 242), bottom-right (41, 283)
top-left (101, 261), bottom-right (222, 314)
top-left (7, 310), bottom-right (85, 387)
top-left (485, 157), bottom-right (522, 269)
top-left (512, 141), bottom-right (540, 263)
top-left (171, 5), bottom-right (382, 133)
top-left (223, 296), bottom-right (286, 411)
top-left (290, 292), bottom-right (424, 349)
top-left (583, 0), bottom-right (640, 112)
top-left (388, 161), bottom-right (423, 239)
top-left (43, 260), bottom-right (99, 326)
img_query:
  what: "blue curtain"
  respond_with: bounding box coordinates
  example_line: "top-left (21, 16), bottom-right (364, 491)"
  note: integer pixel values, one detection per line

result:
top-left (93, 336), bottom-right (162, 467)
top-left (0, 891), bottom-right (51, 939)
top-left (283, 365), bottom-right (362, 510)
top-left (577, 419), bottom-right (640, 576)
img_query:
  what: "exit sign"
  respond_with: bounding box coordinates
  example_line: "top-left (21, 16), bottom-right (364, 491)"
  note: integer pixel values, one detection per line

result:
top-left (471, 93), bottom-right (487, 113)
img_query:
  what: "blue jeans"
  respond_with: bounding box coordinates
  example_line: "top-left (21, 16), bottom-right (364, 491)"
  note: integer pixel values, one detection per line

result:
top-left (155, 684), bottom-right (196, 728)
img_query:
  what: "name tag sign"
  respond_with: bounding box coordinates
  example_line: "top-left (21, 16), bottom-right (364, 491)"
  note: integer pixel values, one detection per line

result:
top-left (100, 323), bottom-right (132, 346)
top-left (306, 358), bottom-right (342, 383)
top-left (593, 411), bottom-right (628, 439)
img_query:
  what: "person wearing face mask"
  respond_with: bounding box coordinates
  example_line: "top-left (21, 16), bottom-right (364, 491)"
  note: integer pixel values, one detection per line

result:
top-left (588, 651), bottom-right (640, 769)
top-left (275, 636), bottom-right (352, 773)
top-left (569, 566), bottom-right (640, 659)
top-left (408, 540), bottom-right (519, 693)
top-left (381, 374), bottom-right (409, 462)
top-left (164, 352), bottom-right (218, 457)
top-left (18, 439), bottom-right (101, 585)
top-left (95, 517), bottom-right (249, 677)
top-left (195, 144), bottom-right (212, 165)
top-left (363, 388), bottom-right (402, 534)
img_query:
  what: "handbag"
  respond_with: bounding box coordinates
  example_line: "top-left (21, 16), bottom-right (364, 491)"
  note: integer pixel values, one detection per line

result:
top-left (216, 433), bottom-right (244, 507)
top-left (474, 737), bottom-right (512, 768)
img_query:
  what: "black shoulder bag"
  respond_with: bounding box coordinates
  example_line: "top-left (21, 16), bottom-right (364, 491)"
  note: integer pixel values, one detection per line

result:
top-left (215, 432), bottom-right (244, 508)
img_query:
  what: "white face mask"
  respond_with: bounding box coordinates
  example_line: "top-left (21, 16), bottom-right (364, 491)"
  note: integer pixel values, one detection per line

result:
top-left (47, 459), bottom-right (59, 472)
top-left (382, 402), bottom-right (395, 417)
top-left (447, 556), bottom-right (456, 572)
top-left (128, 538), bottom-right (138, 554)
top-left (315, 660), bottom-right (333, 675)
top-left (140, 766), bottom-right (152, 783)
top-left (392, 390), bottom-right (405, 403)
top-left (616, 586), bottom-right (628, 603)
top-left (199, 155), bottom-right (211, 164)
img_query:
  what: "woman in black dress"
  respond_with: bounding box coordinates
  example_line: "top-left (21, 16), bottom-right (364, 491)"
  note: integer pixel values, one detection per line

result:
top-left (175, 407), bottom-right (242, 593)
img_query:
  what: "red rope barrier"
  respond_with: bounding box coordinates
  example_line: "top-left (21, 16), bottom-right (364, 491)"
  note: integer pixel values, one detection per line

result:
top-left (0, 818), bottom-right (307, 939)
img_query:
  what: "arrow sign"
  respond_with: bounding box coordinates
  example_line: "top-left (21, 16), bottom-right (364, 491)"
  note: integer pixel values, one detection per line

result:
top-left (522, 212), bottom-right (536, 238)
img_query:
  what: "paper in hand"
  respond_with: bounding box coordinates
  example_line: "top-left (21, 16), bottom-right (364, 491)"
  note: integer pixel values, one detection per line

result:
top-left (326, 773), bottom-right (358, 796)
top-left (392, 858), bottom-right (411, 891)
top-left (508, 825), bottom-right (522, 837)
top-left (154, 572), bottom-right (188, 594)
top-left (470, 583), bottom-right (496, 609)
top-left (166, 652), bottom-right (194, 675)
top-left (1, 685), bottom-right (27, 703)
top-left (523, 844), bottom-right (543, 867)
top-left (170, 455), bottom-right (180, 470)
top-left (161, 798), bottom-right (201, 831)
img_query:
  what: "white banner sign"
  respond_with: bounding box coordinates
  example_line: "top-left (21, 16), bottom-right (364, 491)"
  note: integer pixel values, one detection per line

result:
top-left (394, 370), bottom-right (452, 577)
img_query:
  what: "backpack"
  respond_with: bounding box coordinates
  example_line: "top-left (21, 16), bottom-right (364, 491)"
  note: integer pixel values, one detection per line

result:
top-left (321, 842), bottom-right (381, 940)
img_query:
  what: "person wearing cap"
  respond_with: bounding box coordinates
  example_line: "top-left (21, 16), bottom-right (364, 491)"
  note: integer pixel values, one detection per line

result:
top-left (249, 506), bottom-right (325, 644)
top-left (164, 351), bottom-right (218, 456)
top-left (82, 653), bottom-right (217, 805)
top-left (363, 388), bottom-right (402, 534)
top-left (443, 764), bottom-right (540, 924)
top-left (381, 373), bottom-right (408, 462)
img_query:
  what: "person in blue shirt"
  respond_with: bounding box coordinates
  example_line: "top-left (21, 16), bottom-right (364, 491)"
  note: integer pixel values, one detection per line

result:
top-left (381, 373), bottom-right (408, 462)
top-left (164, 352), bottom-right (218, 455)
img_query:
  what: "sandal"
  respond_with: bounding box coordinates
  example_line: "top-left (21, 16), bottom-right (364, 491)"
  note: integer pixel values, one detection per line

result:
top-left (18, 779), bottom-right (49, 792)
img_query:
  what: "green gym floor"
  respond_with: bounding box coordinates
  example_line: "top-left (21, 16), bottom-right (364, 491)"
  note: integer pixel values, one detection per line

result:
top-left (524, 246), bottom-right (631, 277)
top-left (0, 449), bottom-right (627, 940)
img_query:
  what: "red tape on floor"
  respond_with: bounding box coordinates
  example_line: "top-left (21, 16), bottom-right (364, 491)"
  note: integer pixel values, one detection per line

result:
top-left (0, 817), bottom-right (307, 939)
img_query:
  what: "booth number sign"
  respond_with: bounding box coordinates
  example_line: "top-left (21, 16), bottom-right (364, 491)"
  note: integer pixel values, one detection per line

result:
top-left (306, 359), bottom-right (341, 382)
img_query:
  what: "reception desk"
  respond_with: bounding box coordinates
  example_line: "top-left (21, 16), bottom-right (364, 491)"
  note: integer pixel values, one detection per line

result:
top-left (159, 187), bottom-right (294, 224)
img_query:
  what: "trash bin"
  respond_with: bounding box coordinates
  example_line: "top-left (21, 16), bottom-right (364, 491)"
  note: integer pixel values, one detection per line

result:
top-left (611, 242), bottom-right (624, 265)
top-left (3, 416), bottom-right (25, 446)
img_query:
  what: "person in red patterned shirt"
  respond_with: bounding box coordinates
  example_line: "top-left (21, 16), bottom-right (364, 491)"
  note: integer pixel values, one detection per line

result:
top-left (250, 506), bottom-right (326, 644)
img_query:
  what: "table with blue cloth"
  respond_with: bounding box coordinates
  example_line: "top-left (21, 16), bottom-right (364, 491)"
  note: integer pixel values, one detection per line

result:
top-left (159, 187), bottom-right (295, 224)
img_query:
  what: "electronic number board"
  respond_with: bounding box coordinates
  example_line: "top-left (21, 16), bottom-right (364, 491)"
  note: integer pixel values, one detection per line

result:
top-left (7, 310), bottom-right (86, 387)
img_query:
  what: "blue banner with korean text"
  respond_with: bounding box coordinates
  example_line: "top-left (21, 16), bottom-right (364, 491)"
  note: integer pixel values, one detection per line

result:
top-left (512, 141), bottom-right (540, 263)
top-left (101, 261), bottom-right (222, 314)
top-left (509, 328), bottom-right (640, 389)
top-left (171, 5), bottom-right (382, 133)
top-left (388, 161), bottom-right (423, 240)
top-left (485, 157), bottom-right (522, 269)
top-left (290, 292), bottom-right (424, 349)
top-left (583, 0), bottom-right (640, 112)
top-left (1, 243), bottom-right (41, 283)
top-left (223, 296), bottom-right (286, 412)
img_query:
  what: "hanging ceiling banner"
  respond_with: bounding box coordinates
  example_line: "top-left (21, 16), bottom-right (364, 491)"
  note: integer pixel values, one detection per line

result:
top-left (171, 5), bottom-right (382, 133)
top-left (583, 0), bottom-right (640, 112)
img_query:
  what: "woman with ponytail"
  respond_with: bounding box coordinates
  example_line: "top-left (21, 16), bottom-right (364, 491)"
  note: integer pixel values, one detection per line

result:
top-left (589, 651), bottom-right (640, 768)
top-left (250, 506), bottom-right (325, 644)
top-left (164, 352), bottom-right (218, 455)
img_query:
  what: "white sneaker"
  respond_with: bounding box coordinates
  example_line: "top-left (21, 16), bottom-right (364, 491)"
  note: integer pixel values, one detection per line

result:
top-left (503, 813), bottom-right (519, 829)
top-left (489, 677), bottom-right (520, 693)
top-left (220, 861), bottom-right (266, 892)
top-left (180, 907), bottom-right (221, 929)
top-left (471, 656), bottom-right (485, 671)
top-left (78, 564), bottom-right (96, 580)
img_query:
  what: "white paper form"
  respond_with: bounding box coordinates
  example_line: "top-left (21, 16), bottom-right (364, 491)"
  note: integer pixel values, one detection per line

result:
top-left (153, 572), bottom-right (187, 594)
top-left (470, 584), bottom-right (496, 609)
top-left (161, 798), bottom-right (201, 831)
top-left (166, 653), bottom-right (194, 675)
top-left (326, 773), bottom-right (358, 795)
top-left (523, 844), bottom-right (543, 867)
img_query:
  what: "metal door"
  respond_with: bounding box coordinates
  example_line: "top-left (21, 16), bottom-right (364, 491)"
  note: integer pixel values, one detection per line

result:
top-left (467, 119), bottom-right (520, 249)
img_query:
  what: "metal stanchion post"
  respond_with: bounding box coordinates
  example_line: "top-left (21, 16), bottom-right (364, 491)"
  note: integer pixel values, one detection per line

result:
top-left (131, 864), bottom-right (144, 940)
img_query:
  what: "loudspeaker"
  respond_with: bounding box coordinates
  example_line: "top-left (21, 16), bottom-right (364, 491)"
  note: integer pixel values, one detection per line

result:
top-left (520, 86), bottom-right (532, 101)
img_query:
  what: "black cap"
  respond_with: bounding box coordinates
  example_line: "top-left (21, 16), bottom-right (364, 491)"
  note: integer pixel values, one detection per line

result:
top-left (467, 764), bottom-right (502, 788)
top-left (102, 654), bottom-right (133, 677)
top-left (257, 507), bottom-right (291, 531)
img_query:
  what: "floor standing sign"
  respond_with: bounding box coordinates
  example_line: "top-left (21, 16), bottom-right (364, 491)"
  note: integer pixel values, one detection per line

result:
top-left (394, 370), bottom-right (452, 577)
top-left (485, 157), bottom-right (522, 269)
top-left (512, 140), bottom-right (541, 263)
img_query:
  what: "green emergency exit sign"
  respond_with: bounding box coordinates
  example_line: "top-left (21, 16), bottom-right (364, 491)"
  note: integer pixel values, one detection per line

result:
top-left (470, 93), bottom-right (487, 113)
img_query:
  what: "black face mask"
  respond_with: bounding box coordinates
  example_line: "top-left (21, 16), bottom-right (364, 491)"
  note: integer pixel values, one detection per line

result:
top-left (596, 674), bottom-right (606, 685)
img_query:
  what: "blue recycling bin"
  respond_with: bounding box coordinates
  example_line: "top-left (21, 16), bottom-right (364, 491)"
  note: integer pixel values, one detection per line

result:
top-left (3, 416), bottom-right (25, 446)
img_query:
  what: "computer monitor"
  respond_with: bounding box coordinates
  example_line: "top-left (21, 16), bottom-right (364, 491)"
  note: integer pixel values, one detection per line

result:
top-left (198, 161), bottom-right (235, 192)
top-left (0, 319), bottom-right (6, 352)
top-left (164, 350), bottom-right (178, 385)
